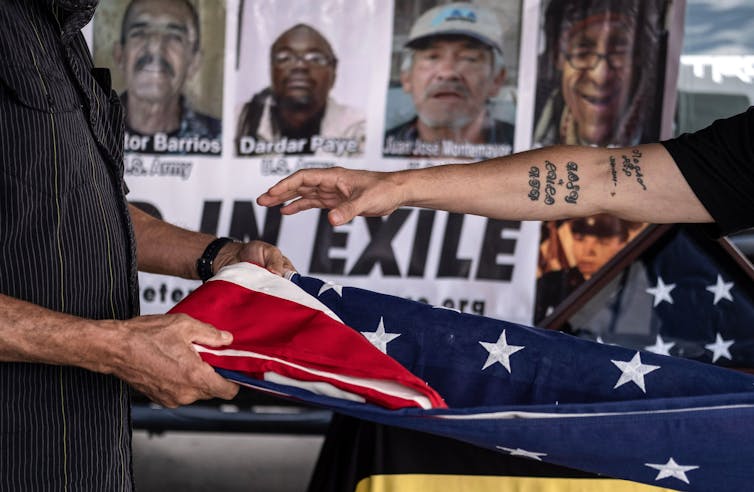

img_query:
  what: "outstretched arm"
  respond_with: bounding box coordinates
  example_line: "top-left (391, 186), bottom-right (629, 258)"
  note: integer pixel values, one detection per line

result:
top-left (257, 143), bottom-right (712, 226)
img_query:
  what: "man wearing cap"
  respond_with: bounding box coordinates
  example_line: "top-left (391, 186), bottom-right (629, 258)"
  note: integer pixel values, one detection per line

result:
top-left (384, 3), bottom-right (513, 159)
top-left (235, 23), bottom-right (366, 157)
top-left (535, 215), bottom-right (635, 321)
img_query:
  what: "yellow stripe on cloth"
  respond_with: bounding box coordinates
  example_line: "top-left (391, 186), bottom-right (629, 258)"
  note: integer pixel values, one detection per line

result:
top-left (355, 474), bottom-right (675, 492)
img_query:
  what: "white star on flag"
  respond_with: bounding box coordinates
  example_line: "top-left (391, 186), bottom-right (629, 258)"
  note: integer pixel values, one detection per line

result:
top-left (645, 277), bottom-right (676, 307)
top-left (496, 445), bottom-right (547, 461)
top-left (318, 281), bottom-right (343, 297)
top-left (611, 352), bottom-right (660, 393)
top-left (361, 317), bottom-right (400, 354)
top-left (704, 332), bottom-right (734, 363)
top-left (479, 329), bottom-right (524, 373)
top-left (645, 457), bottom-right (699, 484)
top-left (644, 334), bottom-right (675, 356)
top-left (705, 274), bottom-right (734, 305)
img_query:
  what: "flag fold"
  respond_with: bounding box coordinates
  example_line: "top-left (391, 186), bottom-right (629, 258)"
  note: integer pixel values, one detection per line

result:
top-left (170, 262), bottom-right (446, 410)
top-left (171, 262), bottom-right (754, 491)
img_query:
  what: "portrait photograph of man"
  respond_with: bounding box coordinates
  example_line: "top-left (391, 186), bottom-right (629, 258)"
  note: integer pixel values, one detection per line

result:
top-left (383, 1), bottom-right (520, 160)
top-left (234, 2), bottom-right (372, 158)
top-left (93, 0), bottom-right (225, 155)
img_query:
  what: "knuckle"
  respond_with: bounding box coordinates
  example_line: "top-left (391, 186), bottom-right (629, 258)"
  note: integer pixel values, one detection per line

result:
top-left (176, 393), bottom-right (198, 406)
top-left (161, 401), bottom-right (179, 409)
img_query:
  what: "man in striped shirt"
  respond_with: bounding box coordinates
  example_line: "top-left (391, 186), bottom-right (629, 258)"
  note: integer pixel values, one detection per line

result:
top-left (0, 1), bottom-right (292, 489)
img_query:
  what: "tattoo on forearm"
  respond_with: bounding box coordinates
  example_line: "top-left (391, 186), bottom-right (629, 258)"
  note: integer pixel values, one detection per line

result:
top-left (564, 161), bottom-right (580, 204)
top-left (609, 156), bottom-right (618, 196)
top-left (544, 160), bottom-right (557, 205)
top-left (528, 166), bottom-right (541, 201)
top-left (621, 148), bottom-right (647, 190)
top-left (526, 161), bottom-right (580, 205)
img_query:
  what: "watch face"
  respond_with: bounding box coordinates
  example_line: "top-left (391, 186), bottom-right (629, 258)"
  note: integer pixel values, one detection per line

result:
top-left (197, 257), bottom-right (211, 282)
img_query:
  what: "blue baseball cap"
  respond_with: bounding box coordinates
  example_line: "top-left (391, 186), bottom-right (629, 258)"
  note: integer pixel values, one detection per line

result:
top-left (406, 3), bottom-right (504, 55)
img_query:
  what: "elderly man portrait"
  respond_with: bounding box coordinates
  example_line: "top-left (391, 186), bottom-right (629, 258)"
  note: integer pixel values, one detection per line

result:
top-left (384, 2), bottom-right (514, 159)
top-left (114, 0), bottom-right (222, 149)
top-left (235, 23), bottom-right (366, 156)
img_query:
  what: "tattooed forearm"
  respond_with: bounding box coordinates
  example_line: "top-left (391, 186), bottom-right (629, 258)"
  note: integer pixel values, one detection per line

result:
top-left (544, 160), bottom-right (557, 205)
top-left (527, 167), bottom-right (541, 201)
top-left (621, 148), bottom-right (647, 190)
top-left (564, 161), bottom-right (580, 204)
top-left (526, 160), bottom-right (581, 205)
top-left (608, 155), bottom-right (618, 195)
top-left (607, 149), bottom-right (647, 196)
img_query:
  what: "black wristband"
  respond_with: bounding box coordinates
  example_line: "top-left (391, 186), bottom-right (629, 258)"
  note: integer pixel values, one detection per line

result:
top-left (196, 237), bottom-right (234, 282)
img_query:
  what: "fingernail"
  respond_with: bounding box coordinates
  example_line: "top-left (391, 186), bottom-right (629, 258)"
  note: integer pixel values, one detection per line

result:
top-left (220, 331), bottom-right (232, 342)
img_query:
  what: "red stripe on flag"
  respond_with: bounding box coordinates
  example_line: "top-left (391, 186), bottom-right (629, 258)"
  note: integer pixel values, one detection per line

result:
top-left (170, 277), bottom-right (446, 409)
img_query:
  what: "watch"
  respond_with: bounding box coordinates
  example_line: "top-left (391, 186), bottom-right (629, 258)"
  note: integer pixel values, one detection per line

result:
top-left (196, 237), bottom-right (234, 282)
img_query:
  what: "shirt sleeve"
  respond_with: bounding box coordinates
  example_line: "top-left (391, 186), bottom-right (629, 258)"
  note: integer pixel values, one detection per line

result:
top-left (661, 107), bottom-right (754, 236)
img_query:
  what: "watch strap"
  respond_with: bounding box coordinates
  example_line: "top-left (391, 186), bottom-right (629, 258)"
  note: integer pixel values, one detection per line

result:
top-left (196, 237), bottom-right (234, 282)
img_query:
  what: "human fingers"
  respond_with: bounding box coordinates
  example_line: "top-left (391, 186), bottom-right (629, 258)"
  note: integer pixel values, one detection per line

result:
top-left (278, 196), bottom-right (339, 215)
top-left (187, 323), bottom-right (234, 348)
top-left (154, 365), bottom-right (239, 407)
top-left (175, 319), bottom-right (241, 401)
top-left (257, 169), bottom-right (336, 206)
top-left (110, 315), bottom-right (237, 406)
top-left (164, 316), bottom-right (241, 402)
top-left (257, 188), bottom-right (304, 207)
top-left (165, 317), bottom-right (241, 403)
top-left (202, 371), bottom-right (240, 401)
top-left (328, 205), bottom-right (361, 225)
top-left (227, 241), bottom-right (296, 276)
top-left (258, 247), bottom-right (296, 276)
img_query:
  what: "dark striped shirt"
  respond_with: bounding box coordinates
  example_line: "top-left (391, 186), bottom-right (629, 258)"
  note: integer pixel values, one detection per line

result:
top-left (0, 0), bottom-right (137, 489)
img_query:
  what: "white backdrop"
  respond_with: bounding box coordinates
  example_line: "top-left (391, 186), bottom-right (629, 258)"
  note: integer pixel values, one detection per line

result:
top-left (88, 0), bottom-right (683, 324)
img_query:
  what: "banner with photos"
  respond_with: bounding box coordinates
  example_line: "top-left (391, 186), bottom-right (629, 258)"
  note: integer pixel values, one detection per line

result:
top-left (90, 0), bottom-right (682, 324)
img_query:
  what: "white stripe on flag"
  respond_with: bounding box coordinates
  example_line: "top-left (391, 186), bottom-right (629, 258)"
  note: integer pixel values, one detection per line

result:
top-left (195, 345), bottom-right (433, 409)
top-left (436, 403), bottom-right (754, 420)
top-left (210, 263), bottom-right (342, 322)
top-left (264, 372), bottom-right (366, 404)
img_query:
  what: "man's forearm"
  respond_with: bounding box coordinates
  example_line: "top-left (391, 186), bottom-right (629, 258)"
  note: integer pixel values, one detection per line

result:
top-left (0, 294), bottom-right (120, 371)
top-left (130, 204), bottom-right (216, 279)
top-left (0, 292), bottom-right (240, 407)
top-left (399, 143), bottom-right (712, 224)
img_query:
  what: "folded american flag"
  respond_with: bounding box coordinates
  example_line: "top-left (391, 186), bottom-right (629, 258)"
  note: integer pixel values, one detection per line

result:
top-left (171, 262), bottom-right (754, 491)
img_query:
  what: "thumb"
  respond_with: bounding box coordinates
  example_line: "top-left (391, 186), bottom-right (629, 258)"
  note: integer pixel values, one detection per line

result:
top-left (329, 201), bottom-right (357, 226)
top-left (190, 324), bottom-right (234, 348)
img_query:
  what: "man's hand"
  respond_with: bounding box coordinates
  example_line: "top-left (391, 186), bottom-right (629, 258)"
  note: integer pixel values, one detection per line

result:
top-left (0, 295), bottom-right (238, 408)
top-left (214, 240), bottom-right (295, 276)
top-left (105, 313), bottom-right (239, 408)
top-left (257, 167), bottom-right (407, 226)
